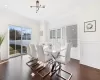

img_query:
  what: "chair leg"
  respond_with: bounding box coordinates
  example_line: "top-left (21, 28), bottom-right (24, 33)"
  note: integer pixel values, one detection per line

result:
top-left (26, 58), bottom-right (38, 66)
top-left (35, 60), bottom-right (53, 71)
top-left (35, 62), bottom-right (44, 71)
top-left (56, 68), bottom-right (72, 80)
top-left (55, 63), bottom-right (72, 80)
top-left (26, 59), bottom-right (42, 71)
top-left (26, 59), bottom-right (33, 65)
top-left (51, 61), bottom-right (56, 72)
top-left (37, 60), bottom-right (53, 79)
top-left (50, 62), bottom-right (61, 77)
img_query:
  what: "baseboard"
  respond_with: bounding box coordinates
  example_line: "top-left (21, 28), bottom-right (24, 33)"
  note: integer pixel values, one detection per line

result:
top-left (0, 59), bottom-right (8, 64)
top-left (71, 58), bottom-right (80, 62)
top-left (0, 54), bottom-right (27, 64)
top-left (10, 54), bottom-right (27, 59)
top-left (71, 58), bottom-right (100, 70)
top-left (80, 63), bottom-right (100, 70)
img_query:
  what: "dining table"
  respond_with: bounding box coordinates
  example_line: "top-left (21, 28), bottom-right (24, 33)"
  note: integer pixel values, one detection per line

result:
top-left (43, 45), bottom-right (66, 76)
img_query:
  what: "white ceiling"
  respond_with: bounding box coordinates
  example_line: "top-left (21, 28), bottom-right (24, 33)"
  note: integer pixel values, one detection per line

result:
top-left (0, 0), bottom-right (100, 22)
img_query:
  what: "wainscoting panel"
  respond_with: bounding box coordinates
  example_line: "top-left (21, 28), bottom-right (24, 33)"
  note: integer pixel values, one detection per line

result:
top-left (80, 41), bottom-right (100, 69)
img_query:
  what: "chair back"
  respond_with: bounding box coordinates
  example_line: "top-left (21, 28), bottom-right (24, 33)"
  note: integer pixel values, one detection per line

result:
top-left (29, 44), bottom-right (37, 58)
top-left (54, 42), bottom-right (61, 51)
top-left (36, 45), bottom-right (45, 62)
top-left (65, 43), bottom-right (72, 63)
top-left (27, 45), bottom-right (32, 57)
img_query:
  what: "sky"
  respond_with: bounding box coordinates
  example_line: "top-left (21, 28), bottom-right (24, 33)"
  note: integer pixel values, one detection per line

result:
top-left (9, 25), bottom-right (32, 34)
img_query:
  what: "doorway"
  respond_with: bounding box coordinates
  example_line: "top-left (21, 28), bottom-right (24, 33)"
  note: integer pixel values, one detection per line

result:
top-left (9, 25), bottom-right (32, 58)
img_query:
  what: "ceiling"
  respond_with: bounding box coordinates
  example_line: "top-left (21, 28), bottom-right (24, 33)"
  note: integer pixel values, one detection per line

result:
top-left (0, 0), bottom-right (99, 22)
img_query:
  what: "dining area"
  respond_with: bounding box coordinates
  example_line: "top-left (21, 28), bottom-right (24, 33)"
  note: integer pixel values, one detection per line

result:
top-left (0, 0), bottom-right (100, 79)
top-left (26, 42), bottom-right (72, 80)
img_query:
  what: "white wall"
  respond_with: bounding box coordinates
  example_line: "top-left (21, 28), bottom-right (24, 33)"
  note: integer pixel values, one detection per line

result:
top-left (78, 1), bottom-right (100, 69)
top-left (47, 0), bottom-right (100, 69)
top-left (0, 8), bottom-right (40, 60)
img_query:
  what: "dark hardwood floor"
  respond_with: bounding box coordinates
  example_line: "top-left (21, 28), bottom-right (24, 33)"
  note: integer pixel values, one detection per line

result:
top-left (0, 55), bottom-right (100, 80)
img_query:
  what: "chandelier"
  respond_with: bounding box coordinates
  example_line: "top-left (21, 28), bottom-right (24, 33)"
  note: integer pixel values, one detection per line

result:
top-left (30, 0), bottom-right (45, 13)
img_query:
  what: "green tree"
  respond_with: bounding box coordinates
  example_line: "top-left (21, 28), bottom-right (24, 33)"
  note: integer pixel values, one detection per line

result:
top-left (0, 34), bottom-right (5, 46)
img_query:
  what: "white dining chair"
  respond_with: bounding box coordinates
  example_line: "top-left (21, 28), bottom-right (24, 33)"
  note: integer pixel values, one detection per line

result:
top-left (27, 45), bottom-right (32, 59)
top-left (54, 42), bottom-right (72, 80)
top-left (36, 45), bottom-right (53, 78)
top-left (52, 42), bottom-right (61, 58)
top-left (26, 44), bottom-right (38, 67)
top-left (36, 45), bottom-right (52, 63)
top-left (29, 44), bottom-right (38, 59)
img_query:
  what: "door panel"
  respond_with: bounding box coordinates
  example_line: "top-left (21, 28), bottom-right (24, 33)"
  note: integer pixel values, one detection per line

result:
top-left (66, 25), bottom-right (77, 47)
top-left (15, 27), bottom-right (21, 54)
top-left (9, 26), bottom-right (16, 56)
top-left (22, 28), bottom-right (32, 54)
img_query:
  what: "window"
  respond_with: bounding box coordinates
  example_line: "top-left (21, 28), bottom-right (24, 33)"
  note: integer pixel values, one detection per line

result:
top-left (50, 30), bottom-right (56, 39)
top-left (57, 29), bottom-right (61, 39)
top-left (9, 25), bottom-right (32, 56)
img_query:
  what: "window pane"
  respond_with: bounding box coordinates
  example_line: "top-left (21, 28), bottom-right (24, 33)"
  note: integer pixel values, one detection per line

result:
top-left (50, 30), bottom-right (52, 39)
top-left (21, 28), bottom-right (31, 54)
top-left (9, 26), bottom-right (16, 40)
top-left (15, 27), bottom-right (21, 53)
top-left (26, 28), bottom-right (32, 40)
top-left (62, 27), bottom-right (66, 39)
top-left (57, 29), bottom-right (61, 39)
top-left (52, 30), bottom-right (56, 39)
top-left (9, 26), bottom-right (16, 55)
top-left (15, 27), bottom-right (21, 40)
top-left (22, 28), bottom-right (27, 40)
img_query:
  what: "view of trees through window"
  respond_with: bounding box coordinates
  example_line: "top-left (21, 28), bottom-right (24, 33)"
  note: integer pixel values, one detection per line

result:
top-left (9, 25), bottom-right (32, 56)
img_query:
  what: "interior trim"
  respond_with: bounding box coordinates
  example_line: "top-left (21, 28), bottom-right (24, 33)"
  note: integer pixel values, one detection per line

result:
top-left (0, 59), bottom-right (8, 64)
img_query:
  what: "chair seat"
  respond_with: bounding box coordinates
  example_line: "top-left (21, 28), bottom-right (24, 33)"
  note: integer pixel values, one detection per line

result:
top-left (56, 56), bottom-right (66, 65)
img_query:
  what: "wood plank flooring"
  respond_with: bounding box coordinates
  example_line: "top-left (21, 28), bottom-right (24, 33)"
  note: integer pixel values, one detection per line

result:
top-left (0, 55), bottom-right (100, 80)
